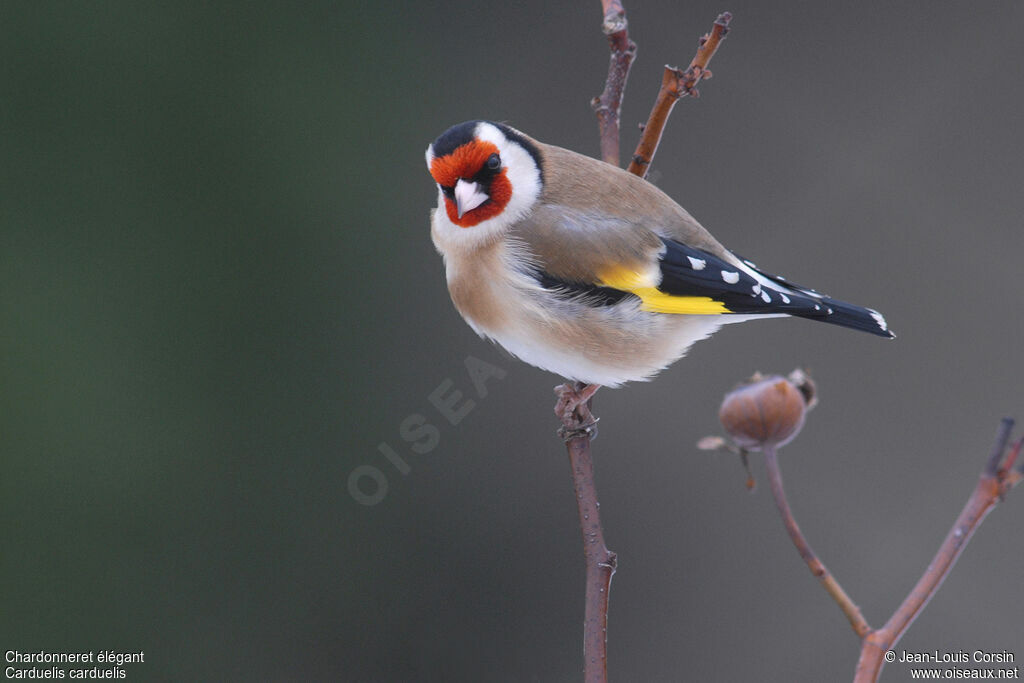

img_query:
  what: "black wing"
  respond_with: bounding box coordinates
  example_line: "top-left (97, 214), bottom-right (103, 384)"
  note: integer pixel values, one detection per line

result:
top-left (656, 238), bottom-right (894, 338)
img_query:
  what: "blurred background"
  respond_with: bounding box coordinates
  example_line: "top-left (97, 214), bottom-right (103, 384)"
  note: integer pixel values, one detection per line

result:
top-left (2, 1), bottom-right (1021, 681)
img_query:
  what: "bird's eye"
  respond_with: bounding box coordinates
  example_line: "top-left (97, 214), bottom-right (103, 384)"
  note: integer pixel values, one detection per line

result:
top-left (486, 153), bottom-right (501, 170)
top-left (440, 184), bottom-right (455, 198)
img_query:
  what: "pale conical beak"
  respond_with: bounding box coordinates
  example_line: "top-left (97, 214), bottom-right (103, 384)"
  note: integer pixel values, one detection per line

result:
top-left (454, 178), bottom-right (489, 218)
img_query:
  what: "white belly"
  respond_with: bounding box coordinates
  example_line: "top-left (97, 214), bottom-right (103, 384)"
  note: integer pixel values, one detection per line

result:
top-left (450, 260), bottom-right (727, 386)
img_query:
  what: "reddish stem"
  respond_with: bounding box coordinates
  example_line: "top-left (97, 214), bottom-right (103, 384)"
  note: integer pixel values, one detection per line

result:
top-left (627, 12), bottom-right (732, 178)
top-left (567, 428), bottom-right (616, 683)
top-left (556, 383), bottom-right (616, 683)
top-left (763, 446), bottom-right (872, 638)
top-left (592, 0), bottom-right (637, 166)
top-left (853, 420), bottom-right (1023, 682)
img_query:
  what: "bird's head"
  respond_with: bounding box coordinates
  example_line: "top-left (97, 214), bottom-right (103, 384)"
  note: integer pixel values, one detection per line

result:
top-left (426, 121), bottom-right (543, 230)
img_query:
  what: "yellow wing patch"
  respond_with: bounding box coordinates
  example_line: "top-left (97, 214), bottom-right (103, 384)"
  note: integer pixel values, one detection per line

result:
top-left (598, 265), bottom-right (731, 315)
top-left (632, 290), bottom-right (730, 314)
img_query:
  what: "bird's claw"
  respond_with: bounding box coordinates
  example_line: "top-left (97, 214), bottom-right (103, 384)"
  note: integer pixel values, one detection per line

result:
top-left (558, 417), bottom-right (600, 442)
top-left (554, 382), bottom-right (601, 441)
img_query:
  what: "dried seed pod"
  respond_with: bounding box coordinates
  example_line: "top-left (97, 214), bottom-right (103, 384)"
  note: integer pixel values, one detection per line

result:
top-left (787, 368), bottom-right (817, 411)
top-left (718, 373), bottom-right (810, 450)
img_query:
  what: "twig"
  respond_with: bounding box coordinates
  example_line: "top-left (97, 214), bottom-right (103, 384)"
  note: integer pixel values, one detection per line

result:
top-left (592, 0), bottom-right (637, 167)
top-left (627, 12), bottom-right (732, 178)
top-left (562, 7), bottom-right (729, 681)
top-left (853, 421), bottom-right (1024, 683)
top-left (556, 383), bottom-right (616, 683)
top-left (729, 388), bottom-right (1024, 682)
top-left (763, 445), bottom-right (872, 638)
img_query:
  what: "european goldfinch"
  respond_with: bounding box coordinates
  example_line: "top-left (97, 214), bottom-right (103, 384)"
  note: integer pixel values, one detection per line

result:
top-left (426, 120), bottom-right (893, 391)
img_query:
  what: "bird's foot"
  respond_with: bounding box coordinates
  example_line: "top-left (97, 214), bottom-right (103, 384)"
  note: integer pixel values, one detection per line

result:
top-left (554, 382), bottom-right (601, 441)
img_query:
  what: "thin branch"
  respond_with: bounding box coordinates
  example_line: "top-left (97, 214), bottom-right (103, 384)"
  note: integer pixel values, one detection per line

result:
top-left (853, 421), bottom-right (1024, 683)
top-left (569, 7), bottom-right (731, 681)
top-left (556, 383), bottom-right (616, 683)
top-left (763, 446), bottom-right (872, 638)
top-left (1006, 435), bottom-right (1024, 474)
top-left (592, 0), bottom-right (637, 167)
top-left (627, 12), bottom-right (732, 178)
top-left (984, 416), bottom-right (1014, 476)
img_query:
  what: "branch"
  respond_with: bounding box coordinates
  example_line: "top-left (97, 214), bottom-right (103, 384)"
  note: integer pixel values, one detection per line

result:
top-left (763, 445), bottom-right (872, 638)
top-left (592, 0), bottom-right (637, 167)
top-left (555, 383), bottom-right (616, 683)
top-left (710, 378), bottom-right (1024, 682)
top-left (854, 420), bottom-right (1024, 683)
top-left (627, 12), bottom-right (732, 178)
top-left (564, 7), bottom-right (729, 681)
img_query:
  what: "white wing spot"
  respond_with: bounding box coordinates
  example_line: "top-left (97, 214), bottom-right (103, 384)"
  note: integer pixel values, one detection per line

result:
top-left (826, 307), bottom-right (834, 315)
top-left (814, 304), bottom-right (821, 311)
top-left (722, 270), bottom-right (740, 284)
top-left (752, 283), bottom-right (762, 295)
top-left (687, 256), bottom-right (706, 271)
top-left (761, 290), bottom-right (772, 303)
top-left (869, 309), bottom-right (888, 331)
top-left (780, 293), bottom-right (791, 304)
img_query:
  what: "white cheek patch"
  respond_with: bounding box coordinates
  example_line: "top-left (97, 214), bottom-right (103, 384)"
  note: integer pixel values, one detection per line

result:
top-left (431, 122), bottom-right (543, 250)
top-left (474, 122), bottom-right (542, 224)
top-left (474, 122), bottom-right (509, 148)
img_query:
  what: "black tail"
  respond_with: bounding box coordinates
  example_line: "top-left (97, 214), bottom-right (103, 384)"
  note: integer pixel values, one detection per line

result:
top-left (655, 239), bottom-right (895, 338)
top-left (786, 291), bottom-right (893, 337)
top-left (737, 259), bottom-right (895, 338)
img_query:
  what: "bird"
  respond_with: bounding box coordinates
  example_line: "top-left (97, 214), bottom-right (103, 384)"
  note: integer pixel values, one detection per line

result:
top-left (425, 120), bottom-right (893, 411)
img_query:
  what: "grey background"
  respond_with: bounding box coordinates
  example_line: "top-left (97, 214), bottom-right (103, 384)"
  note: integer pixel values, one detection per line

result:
top-left (2, 1), bottom-right (1022, 681)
